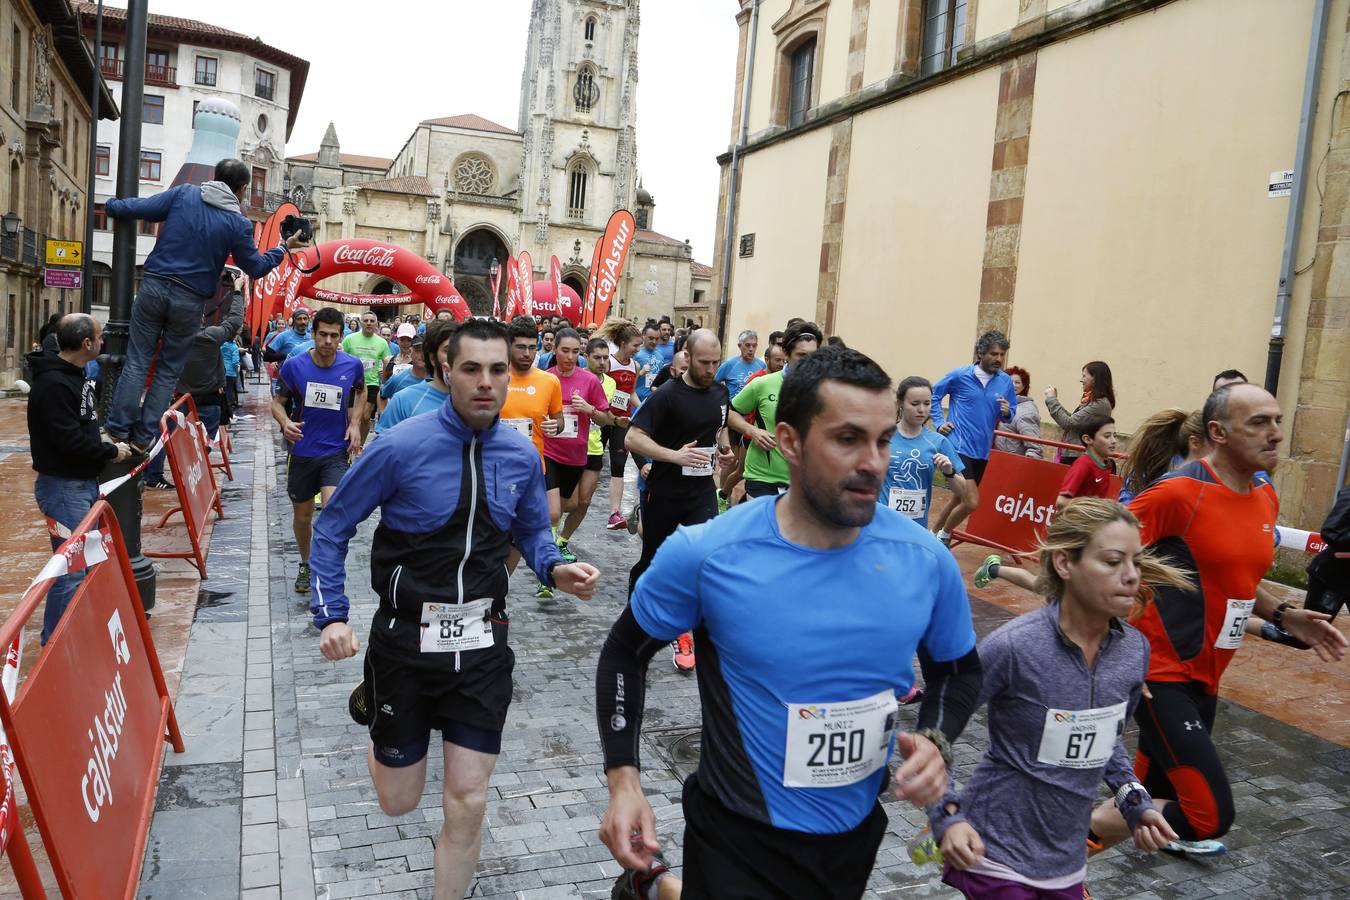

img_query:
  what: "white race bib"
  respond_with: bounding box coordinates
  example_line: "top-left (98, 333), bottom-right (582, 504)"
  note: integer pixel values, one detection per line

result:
top-left (305, 381), bottom-right (342, 411)
top-left (1036, 701), bottom-right (1126, 769)
top-left (611, 390), bottom-right (631, 412)
top-left (783, 690), bottom-right (897, 788)
top-left (644, 372), bottom-right (655, 389)
top-left (362, 357), bottom-right (376, 371)
top-left (888, 488), bottom-right (926, 519)
top-left (681, 446), bottom-right (716, 477)
top-left (1214, 598), bottom-right (1255, 650)
top-left (419, 599), bottom-right (494, 653)
top-left (558, 407), bottom-right (579, 439)
top-left (502, 417), bottom-right (532, 438)
top-left (393, 363), bottom-right (413, 378)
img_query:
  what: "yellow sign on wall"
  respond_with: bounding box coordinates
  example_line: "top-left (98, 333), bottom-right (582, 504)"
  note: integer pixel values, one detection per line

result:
top-left (45, 239), bottom-right (84, 266)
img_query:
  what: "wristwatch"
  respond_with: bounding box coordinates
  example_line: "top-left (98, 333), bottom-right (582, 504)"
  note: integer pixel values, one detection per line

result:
top-left (915, 727), bottom-right (953, 769)
top-left (1114, 781), bottom-right (1146, 810)
top-left (1272, 602), bottom-right (1292, 629)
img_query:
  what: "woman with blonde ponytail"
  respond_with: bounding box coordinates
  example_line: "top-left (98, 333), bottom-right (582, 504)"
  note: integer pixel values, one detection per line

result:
top-left (921, 499), bottom-right (1190, 899)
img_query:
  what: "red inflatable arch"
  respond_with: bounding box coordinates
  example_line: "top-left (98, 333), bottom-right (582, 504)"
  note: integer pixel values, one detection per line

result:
top-left (291, 239), bottom-right (472, 320)
top-left (529, 281), bottom-right (582, 326)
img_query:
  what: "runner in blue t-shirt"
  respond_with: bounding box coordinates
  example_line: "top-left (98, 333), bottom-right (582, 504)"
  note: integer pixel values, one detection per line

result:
top-left (273, 307), bottom-right (366, 595)
top-left (632, 323), bottom-right (663, 404)
top-left (595, 347), bottom-right (982, 899)
top-left (714, 331), bottom-right (766, 400)
top-left (880, 375), bottom-right (969, 530)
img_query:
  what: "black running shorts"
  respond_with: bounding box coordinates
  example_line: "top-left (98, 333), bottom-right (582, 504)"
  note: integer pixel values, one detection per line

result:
top-left (585, 453), bottom-right (605, 472)
top-left (958, 454), bottom-right (988, 485)
top-left (545, 459), bottom-right (586, 499)
top-left (679, 774), bottom-right (886, 899)
top-left (364, 609), bottom-right (514, 768)
top-left (286, 451), bottom-right (349, 502)
top-left (743, 478), bottom-right (788, 501)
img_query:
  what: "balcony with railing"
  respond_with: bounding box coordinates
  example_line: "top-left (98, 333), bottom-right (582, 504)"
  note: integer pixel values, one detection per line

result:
top-left (566, 207), bottom-right (586, 221)
top-left (99, 58), bottom-right (178, 87)
top-left (247, 191), bottom-right (293, 214)
top-left (0, 229), bottom-right (45, 268)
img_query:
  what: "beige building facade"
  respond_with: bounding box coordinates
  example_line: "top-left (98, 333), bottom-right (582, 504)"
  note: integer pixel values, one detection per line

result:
top-left (1, 0), bottom-right (115, 387)
top-left (711, 0), bottom-right (1350, 533)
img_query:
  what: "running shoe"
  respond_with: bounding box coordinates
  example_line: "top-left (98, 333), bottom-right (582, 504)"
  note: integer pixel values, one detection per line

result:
top-left (610, 851), bottom-right (671, 900)
top-left (536, 582), bottom-right (554, 599)
top-left (557, 538), bottom-right (578, 564)
top-left (348, 680), bottom-right (371, 726)
top-left (907, 825), bottom-right (944, 868)
top-left (1161, 839), bottom-right (1226, 858)
top-left (672, 632), bottom-right (695, 672)
top-left (900, 685), bottom-right (925, 705)
top-left (144, 476), bottom-right (175, 491)
top-left (607, 512), bottom-right (628, 531)
top-left (626, 505), bottom-right (641, 535)
top-left (974, 554), bottom-right (1002, 589)
top-left (294, 561), bottom-right (311, 594)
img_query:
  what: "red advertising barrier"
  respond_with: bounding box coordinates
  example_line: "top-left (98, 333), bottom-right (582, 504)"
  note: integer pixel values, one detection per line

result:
top-left (952, 445), bottom-right (1121, 561)
top-left (146, 395), bottom-right (223, 577)
top-left (203, 419), bottom-right (233, 482)
top-left (0, 502), bottom-right (184, 898)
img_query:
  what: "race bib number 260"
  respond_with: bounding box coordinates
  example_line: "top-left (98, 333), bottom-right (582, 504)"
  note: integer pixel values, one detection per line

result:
top-left (782, 690), bottom-right (897, 788)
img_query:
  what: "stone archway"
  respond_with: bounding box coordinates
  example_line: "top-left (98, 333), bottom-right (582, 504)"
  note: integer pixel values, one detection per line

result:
top-left (453, 227), bottom-right (511, 316)
top-left (562, 272), bottom-right (586, 297)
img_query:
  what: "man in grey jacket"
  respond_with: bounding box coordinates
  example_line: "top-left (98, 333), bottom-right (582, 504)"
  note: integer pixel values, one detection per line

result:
top-left (104, 158), bottom-right (307, 452)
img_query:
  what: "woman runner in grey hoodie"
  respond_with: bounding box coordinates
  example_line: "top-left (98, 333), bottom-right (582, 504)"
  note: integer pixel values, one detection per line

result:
top-left (924, 499), bottom-right (1189, 898)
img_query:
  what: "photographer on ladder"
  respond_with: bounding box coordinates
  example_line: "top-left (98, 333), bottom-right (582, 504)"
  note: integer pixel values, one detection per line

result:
top-left (104, 158), bottom-right (309, 453)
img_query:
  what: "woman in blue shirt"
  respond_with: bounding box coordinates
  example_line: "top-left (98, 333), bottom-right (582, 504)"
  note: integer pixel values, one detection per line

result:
top-left (881, 376), bottom-right (970, 532)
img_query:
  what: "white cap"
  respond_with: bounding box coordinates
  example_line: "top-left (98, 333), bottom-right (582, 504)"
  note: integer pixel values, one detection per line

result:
top-left (396, 323), bottom-right (416, 339)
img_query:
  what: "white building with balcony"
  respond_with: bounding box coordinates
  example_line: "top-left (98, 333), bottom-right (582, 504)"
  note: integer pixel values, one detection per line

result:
top-left (78, 2), bottom-right (307, 308)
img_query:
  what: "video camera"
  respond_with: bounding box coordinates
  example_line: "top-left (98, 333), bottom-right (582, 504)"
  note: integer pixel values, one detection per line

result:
top-left (280, 214), bottom-right (313, 244)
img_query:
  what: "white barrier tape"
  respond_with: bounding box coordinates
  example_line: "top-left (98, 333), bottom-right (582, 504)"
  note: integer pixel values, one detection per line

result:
top-left (1275, 525), bottom-right (1325, 555)
top-left (26, 529), bottom-right (110, 590)
top-left (0, 631), bottom-right (21, 851)
top-left (97, 434), bottom-right (168, 498)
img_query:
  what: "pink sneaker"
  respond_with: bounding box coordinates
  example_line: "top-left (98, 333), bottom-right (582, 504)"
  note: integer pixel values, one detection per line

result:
top-left (607, 511), bottom-right (628, 530)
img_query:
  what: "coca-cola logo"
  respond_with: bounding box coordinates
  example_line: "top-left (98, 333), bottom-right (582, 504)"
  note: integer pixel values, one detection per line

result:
top-left (414, 274), bottom-right (440, 285)
top-left (333, 243), bottom-right (397, 268)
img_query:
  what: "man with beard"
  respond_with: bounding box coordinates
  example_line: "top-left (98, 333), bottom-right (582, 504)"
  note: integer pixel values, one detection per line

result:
top-left (929, 330), bottom-right (1016, 543)
top-left (595, 346), bottom-right (982, 899)
top-left (624, 328), bottom-right (733, 672)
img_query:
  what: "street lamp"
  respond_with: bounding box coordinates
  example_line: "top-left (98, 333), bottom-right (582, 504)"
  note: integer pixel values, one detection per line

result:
top-left (489, 257), bottom-right (499, 279)
top-left (1, 211), bottom-right (20, 235)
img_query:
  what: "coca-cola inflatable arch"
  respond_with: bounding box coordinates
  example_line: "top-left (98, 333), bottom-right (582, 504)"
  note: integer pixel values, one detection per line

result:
top-left (292, 239), bottom-right (473, 320)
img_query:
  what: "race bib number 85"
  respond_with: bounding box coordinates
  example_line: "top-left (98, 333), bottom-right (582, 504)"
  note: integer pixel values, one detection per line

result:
top-left (419, 599), bottom-right (494, 653)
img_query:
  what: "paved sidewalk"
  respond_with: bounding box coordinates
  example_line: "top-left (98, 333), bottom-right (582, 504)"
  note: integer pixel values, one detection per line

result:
top-left (135, 396), bottom-right (1350, 899)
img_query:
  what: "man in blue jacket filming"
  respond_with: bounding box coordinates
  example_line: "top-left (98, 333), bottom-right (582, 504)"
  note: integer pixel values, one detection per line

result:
top-left (103, 158), bottom-right (307, 450)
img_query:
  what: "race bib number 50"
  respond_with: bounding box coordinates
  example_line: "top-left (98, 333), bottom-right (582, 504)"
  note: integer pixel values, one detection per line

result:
top-left (1215, 598), bottom-right (1256, 650)
top-left (783, 690), bottom-right (897, 788)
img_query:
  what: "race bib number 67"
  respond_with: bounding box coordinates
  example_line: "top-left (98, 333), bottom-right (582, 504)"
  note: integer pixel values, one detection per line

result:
top-left (782, 690), bottom-right (897, 788)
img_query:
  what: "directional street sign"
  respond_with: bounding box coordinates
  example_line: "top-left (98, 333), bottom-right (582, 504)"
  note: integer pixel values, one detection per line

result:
top-left (45, 239), bottom-right (84, 267)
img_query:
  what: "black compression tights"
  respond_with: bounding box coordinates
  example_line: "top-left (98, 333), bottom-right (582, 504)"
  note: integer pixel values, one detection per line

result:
top-left (1133, 680), bottom-right (1235, 841)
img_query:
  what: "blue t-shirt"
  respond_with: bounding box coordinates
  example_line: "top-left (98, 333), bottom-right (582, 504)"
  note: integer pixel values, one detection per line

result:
top-left (268, 328), bottom-right (311, 359)
top-left (631, 496), bottom-right (976, 834)
top-left (375, 381), bottom-right (449, 434)
top-left (878, 429), bottom-right (965, 528)
top-left (277, 351), bottom-right (365, 458)
top-left (633, 347), bottom-right (663, 401)
top-left (654, 339), bottom-right (674, 367)
top-left (716, 356), bottom-right (766, 399)
top-left (380, 368), bottom-right (426, 399)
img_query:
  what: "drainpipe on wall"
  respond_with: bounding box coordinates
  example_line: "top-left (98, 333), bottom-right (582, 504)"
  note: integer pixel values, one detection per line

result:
top-left (1264, 0), bottom-right (1332, 395)
top-left (716, 0), bottom-right (761, 346)
top-left (1337, 409), bottom-right (1350, 490)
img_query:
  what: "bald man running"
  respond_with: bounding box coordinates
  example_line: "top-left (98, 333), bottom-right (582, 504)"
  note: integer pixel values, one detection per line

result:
top-left (625, 329), bottom-right (733, 671)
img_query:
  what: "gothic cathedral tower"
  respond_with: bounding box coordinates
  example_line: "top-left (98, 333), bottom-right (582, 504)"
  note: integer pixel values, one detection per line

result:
top-left (517, 0), bottom-right (639, 283)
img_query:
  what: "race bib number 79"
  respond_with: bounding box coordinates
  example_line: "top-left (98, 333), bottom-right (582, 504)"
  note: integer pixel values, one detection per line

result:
top-left (306, 382), bottom-right (342, 412)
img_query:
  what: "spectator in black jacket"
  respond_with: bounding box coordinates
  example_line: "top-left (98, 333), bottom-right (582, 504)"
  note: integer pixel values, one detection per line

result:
top-left (1306, 485), bottom-right (1349, 622)
top-left (26, 314), bottom-right (131, 643)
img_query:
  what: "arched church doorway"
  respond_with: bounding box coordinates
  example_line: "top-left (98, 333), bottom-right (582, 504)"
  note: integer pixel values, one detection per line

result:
top-left (453, 228), bottom-right (510, 316)
top-left (369, 280), bottom-right (402, 321)
top-left (562, 273), bottom-right (586, 297)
